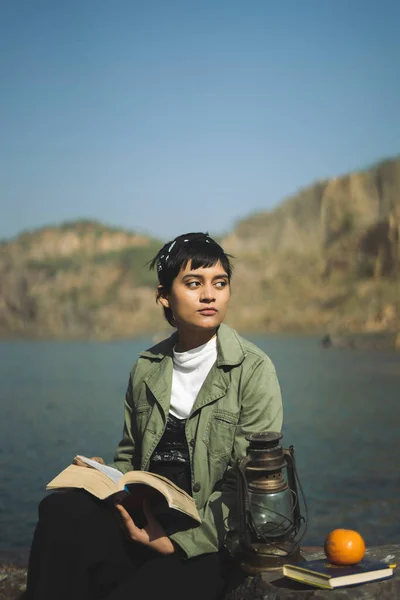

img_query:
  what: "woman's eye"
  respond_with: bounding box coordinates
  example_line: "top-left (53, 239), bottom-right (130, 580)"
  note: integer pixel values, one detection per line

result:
top-left (215, 281), bottom-right (227, 289)
top-left (187, 281), bottom-right (200, 288)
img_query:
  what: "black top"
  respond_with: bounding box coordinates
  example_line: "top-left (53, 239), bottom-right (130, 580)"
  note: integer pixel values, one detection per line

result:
top-left (149, 413), bottom-right (192, 495)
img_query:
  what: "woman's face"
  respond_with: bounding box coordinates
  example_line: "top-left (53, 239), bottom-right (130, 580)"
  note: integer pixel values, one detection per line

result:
top-left (159, 260), bottom-right (231, 333)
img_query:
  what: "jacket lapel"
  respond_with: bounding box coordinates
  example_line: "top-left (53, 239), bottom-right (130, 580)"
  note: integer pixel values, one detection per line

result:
top-left (189, 363), bottom-right (230, 415)
top-left (140, 356), bottom-right (174, 469)
top-left (189, 324), bottom-right (246, 415)
top-left (143, 355), bottom-right (173, 420)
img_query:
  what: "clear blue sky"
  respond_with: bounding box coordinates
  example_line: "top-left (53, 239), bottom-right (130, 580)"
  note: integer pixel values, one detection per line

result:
top-left (1, 0), bottom-right (399, 242)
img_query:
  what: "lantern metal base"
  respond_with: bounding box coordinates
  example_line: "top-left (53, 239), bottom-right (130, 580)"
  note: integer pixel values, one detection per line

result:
top-left (239, 542), bottom-right (302, 574)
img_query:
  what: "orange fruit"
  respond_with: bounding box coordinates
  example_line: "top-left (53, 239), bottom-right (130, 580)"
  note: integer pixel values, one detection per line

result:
top-left (324, 529), bottom-right (366, 565)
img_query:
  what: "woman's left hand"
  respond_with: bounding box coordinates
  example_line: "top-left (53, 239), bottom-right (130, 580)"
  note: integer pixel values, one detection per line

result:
top-left (115, 500), bottom-right (175, 555)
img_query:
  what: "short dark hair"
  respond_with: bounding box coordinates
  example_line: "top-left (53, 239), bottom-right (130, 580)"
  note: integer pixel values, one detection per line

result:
top-left (149, 232), bottom-right (233, 326)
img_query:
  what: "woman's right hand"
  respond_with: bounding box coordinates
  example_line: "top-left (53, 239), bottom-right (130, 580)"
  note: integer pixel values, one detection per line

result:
top-left (115, 500), bottom-right (175, 555)
top-left (72, 456), bottom-right (105, 467)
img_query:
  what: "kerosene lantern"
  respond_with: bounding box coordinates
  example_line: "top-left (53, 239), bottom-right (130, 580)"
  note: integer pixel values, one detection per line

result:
top-left (234, 432), bottom-right (307, 573)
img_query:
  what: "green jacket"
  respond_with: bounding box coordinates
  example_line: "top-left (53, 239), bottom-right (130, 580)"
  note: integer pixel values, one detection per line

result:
top-left (113, 323), bottom-right (283, 559)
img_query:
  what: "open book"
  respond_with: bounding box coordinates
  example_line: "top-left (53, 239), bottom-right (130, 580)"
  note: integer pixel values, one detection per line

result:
top-left (46, 455), bottom-right (201, 523)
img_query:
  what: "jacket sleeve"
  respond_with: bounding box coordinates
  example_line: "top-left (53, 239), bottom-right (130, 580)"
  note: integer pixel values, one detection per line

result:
top-left (112, 369), bottom-right (138, 473)
top-left (169, 356), bottom-right (283, 558)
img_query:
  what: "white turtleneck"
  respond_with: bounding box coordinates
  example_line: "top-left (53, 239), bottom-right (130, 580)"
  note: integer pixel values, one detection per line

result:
top-left (169, 336), bottom-right (218, 419)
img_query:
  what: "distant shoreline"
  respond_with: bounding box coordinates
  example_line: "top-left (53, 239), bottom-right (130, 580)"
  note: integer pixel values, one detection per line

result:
top-left (0, 328), bottom-right (399, 350)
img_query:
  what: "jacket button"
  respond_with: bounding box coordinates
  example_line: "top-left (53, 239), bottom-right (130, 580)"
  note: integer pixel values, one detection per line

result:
top-left (189, 439), bottom-right (195, 448)
top-left (193, 482), bottom-right (201, 493)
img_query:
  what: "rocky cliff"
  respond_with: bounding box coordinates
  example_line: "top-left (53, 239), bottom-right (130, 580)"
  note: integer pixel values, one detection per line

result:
top-left (223, 157), bottom-right (400, 336)
top-left (0, 221), bottom-right (166, 339)
top-left (0, 157), bottom-right (399, 340)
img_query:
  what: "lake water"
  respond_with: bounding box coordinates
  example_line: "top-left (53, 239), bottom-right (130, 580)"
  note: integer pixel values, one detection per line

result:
top-left (0, 334), bottom-right (399, 554)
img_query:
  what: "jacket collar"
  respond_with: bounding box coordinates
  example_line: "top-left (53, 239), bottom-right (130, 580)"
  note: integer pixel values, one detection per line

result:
top-left (140, 324), bottom-right (246, 418)
top-left (139, 323), bottom-right (246, 367)
top-left (215, 323), bottom-right (246, 366)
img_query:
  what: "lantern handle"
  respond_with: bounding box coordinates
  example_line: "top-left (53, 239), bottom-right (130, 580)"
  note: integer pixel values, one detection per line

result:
top-left (285, 445), bottom-right (308, 543)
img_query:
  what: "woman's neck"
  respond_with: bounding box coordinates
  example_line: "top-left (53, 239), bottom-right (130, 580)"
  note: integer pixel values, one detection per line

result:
top-left (175, 328), bottom-right (217, 352)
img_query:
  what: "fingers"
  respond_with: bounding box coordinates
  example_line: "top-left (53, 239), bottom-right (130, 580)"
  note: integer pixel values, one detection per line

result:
top-left (72, 456), bottom-right (105, 467)
top-left (72, 457), bottom-right (89, 467)
top-left (116, 505), bottom-right (135, 535)
top-left (115, 505), bottom-right (140, 536)
top-left (115, 503), bottom-right (173, 554)
top-left (115, 504), bottom-right (133, 524)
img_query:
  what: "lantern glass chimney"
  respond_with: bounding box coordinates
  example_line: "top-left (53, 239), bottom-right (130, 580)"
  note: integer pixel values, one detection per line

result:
top-left (248, 487), bottom-right (294, 538)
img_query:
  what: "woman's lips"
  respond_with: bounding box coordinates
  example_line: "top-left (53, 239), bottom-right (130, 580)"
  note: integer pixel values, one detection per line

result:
top-left (198, 308), bottom-right (217, 315)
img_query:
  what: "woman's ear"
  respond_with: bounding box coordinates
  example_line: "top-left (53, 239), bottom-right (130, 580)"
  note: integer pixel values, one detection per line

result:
top-left (157, 285), bottom-right (170, 309)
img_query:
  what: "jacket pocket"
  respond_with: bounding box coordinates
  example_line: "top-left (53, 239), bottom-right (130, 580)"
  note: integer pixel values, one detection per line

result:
top-left (204, 409), bottom-right (239, 460)
top-left (133, 404), bottom-right (152, 437)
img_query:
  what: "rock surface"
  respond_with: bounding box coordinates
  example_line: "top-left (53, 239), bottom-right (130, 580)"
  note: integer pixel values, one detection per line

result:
top-left (224, 545), bottom-right (400, 599)
top-left (0, 545), bottom-right (398, 599)
top-left (0, 564), bottom-right (27, 600)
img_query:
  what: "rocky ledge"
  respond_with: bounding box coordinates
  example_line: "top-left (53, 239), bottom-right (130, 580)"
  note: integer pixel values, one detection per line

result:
top-left (225, 544), bottom-right (400, 599)
top-left (1, 545), bottom-right (398, 599)
top-left (0, 564), bottom-right (27, 600)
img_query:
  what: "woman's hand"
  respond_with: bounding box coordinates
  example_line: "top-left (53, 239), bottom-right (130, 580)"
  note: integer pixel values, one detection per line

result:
top-left (72, 456), bottom-right (105, 467)
top-left (115, 500), bottom-right (175, 555)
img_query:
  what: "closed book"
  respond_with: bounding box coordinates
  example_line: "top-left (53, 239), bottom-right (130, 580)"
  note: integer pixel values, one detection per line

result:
top-left (283, 558), bottom-right (394, 589)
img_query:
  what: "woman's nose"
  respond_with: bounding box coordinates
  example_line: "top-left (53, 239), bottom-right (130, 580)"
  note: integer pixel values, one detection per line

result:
top-left (200, 284), bottom-right (215, 301)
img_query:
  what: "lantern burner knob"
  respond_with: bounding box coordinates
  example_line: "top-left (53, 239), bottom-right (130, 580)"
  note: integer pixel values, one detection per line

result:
top-left (245, 432), bottom-right (282, 448)
top-left (245, 432), bottom-right (285, 471)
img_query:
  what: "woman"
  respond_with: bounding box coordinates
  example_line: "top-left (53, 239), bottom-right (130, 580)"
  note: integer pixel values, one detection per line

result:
top-left (26, 232), bottom-right (283, 600)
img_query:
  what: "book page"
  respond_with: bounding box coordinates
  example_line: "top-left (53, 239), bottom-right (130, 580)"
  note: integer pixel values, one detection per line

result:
top-left (47, 465), bottom-right (119, 500)
top-left (46, 463), bottom-right (200, 521)
top-left (75, 455), bottom-right (123, 486)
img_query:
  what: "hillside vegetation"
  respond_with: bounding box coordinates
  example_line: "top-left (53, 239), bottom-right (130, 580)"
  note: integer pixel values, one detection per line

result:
top-left (0, 221), bottom-right (166, 339)
top-left (0, 157), bottom-right (399, 340)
